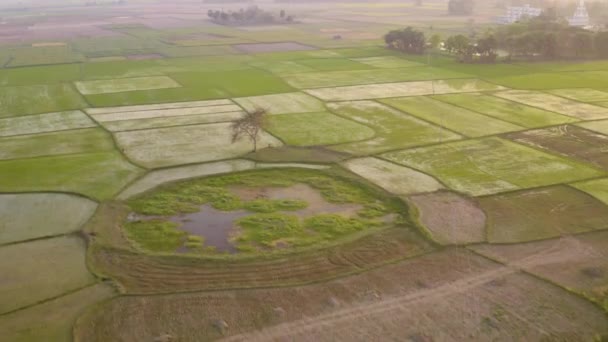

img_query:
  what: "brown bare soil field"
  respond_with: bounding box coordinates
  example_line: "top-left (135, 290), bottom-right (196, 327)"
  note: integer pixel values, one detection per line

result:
top-left (233, 42), bottom-right (317, 53)
top-left (470, 230), bottom-right (608, 312)
top-left (479, 185), bottom-right (608, 243)
top-left (506, 125), bottom-right (608, 170)
top-left (408, 191), bottom-right (486, 245)
top-left (74, 248), bottom-right (608, 341)
top-left (87, 202), bottom-right (432, 294)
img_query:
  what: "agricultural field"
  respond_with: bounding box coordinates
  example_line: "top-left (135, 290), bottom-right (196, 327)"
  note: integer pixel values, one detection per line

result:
top-left (382, 96), bottom-right (523, 137)
top-left (2, 1), bottom-right (608, 340)
top-left (328, 100), bottom-right (461, 154)
top-left (381, 137), bottom-right (603, 196)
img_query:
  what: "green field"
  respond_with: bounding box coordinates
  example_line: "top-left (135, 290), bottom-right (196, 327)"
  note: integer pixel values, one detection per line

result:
top-left (382, 137), bottom-right (604, 196)
top-left (283, 67), bottom-right (468, 89)
top-left (0, 111), bottom-right (97, 137)
top-left (265, 111), bottom-right (376, 146)
top-left (0, 152), bottom-right (142, 200)
top-left (432, 93), bottom-right (577, 128)
top-left (0, 84), bottom-right (87, 117)
top-left (0, 236), bottom-right (94, 314)
top-left (0, 128), bottom-right (114, 160)
top-left (381, 96), bottom-right (523, 137)
top-left (0, 193), bottom-right (97, 244)
top-left (328, 100), bottom-right (461, 154)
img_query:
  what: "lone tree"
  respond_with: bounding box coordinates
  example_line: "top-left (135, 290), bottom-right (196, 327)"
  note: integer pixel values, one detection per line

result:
top-left (231, 108), bottom-right (266, 152)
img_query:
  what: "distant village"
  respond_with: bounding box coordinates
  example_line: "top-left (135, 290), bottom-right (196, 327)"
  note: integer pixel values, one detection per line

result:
top-left (497, 0), bottom-right (590, 27)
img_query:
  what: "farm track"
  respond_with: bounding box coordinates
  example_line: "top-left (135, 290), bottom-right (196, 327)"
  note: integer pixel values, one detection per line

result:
top-left (91, 228), bottom-right (432, 294)
top-left (221, 236), bottom-right (602, 341)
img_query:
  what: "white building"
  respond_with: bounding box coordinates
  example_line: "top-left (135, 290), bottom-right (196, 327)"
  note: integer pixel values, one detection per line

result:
top-left (568, 0), bottom-right (590, 27)
top-left (497, 4), bottom-right (542, 24)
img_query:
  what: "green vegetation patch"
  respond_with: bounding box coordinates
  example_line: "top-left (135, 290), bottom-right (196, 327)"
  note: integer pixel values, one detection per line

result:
top-left (479, 186), bottom-right (608, 243)
top-left (494, 90), bottom-right (608, 120)
top-left (75, 76), bottom-right (182, 95)
top-left (351, 56), bottom-right (424, 68)
top-left (0, 84), bottom-right (87, 117)
top-left (0, 284), bottom-right (114, 342)
top-left (328, 100), bottom-right (461, 154)
top-left (248, 60), bottom-right (314, 75)
top-left (0, 193), bottom-right (97, 245)
top-left (265, 111), bottom-right (375, 146)
top-left (6, 45), bottom-right (83, 67)
top-left (382, 137), bottom-right (604, 196)
top-left (0, 111), bottom-right (97, 137)
top-left (548, 88), bottom-right (608, 103)
top-left (234, 92), bottom-right (325, 115)
top-left (84, 68), bottom-right (294, 107)
top-left (283, 67), bottom-right (468, 89)
top-left (0, 128), bottom-right (114, 160)
top-left (0, 152), bottom-right (142, 200)
top-left (432, 93), bottom-right (576, 128)
top-left (381, 96), bottom-right (522, 137)
top-left (577, 119), bottom-right (608, 136)
top-left (571, 178), bottom-right (608, 207)
top-left (0, 64), bottom-right (81, 87)
top-left (114, 123), bottom-right (282, 168)
top-left (506, 125), bottom-right (608, 170)
top-left (126, 168), bottom-right (405, 254)
top-left (0, 236), bottom-right (95, 314)
top-left (295, 58), bottom-right (370, 71)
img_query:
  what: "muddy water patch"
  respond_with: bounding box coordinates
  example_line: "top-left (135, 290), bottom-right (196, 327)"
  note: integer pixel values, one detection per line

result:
top-left (170, 205), bottom-right (250, 253)
top-left (230, 184), bottom-right (363, 217)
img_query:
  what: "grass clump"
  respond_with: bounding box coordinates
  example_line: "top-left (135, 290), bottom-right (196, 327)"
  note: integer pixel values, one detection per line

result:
top-left (243, 199), bottom-right (308, 213)
top-left (124, 220), bottom-right (186, 253)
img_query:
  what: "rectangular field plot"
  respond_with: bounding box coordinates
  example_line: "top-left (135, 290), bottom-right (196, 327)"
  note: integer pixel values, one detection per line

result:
top-left (351, 56), bottom-right (423, 68)
top-left (234, 92), bottom-right (324, 115)
top-left (571, 178), bottom-right (608, 205)
top-left (306, 79), bottom-right (503, 101)
top-left (327, 101), bottom-right (461, 154)
top-left (233, 42), bottom-right (316, 53)
top-left (433, 93), bottom-right (576, 128)
top-left (0, 236), bottom-right (94, 314)
top-left (85, 99), bottom-right (234, 115)
top-left (0, 193), bottom-right (97, 245)
top-left (381, 137), bottom-right (604, 196)
top-left (114, 123), bottom-right (282, 168)
top-left (295, 58), bottom-right (370, 72)
top-left (0, 284), bottom-right (114, 342)
top-left (0, 128), bottom-right (114, 160)
top-left (91, 104), bottom-right (242, 122)
top-left (381, 96), bottom-right (522, 137)
top-left (248, 60), bottom-right (315, 75)
top-left (494, 90), bottom-right (608, 120)
top-left (284, 67), bottom-right (468, 89)
top-left (478, 186), bottom-right (608, 243)
top-left (548, 88), bottom-right (608, 103)
top-left (0, 84), bottom-right (87, 117)
top-left (343, 157), bottom-right (444, 195)
top-left (0, 152), bottom-right (142, 200)
top-left (75, 76), bottom-right (182, 95)
top-left (0, 111), bottom-right (97, 137)
top-left (265, 111), bottom-right (375, 146)
top-left (102, 112), bottom-right (245, 132)
top-left (507, 125), bottom-right (608, 170)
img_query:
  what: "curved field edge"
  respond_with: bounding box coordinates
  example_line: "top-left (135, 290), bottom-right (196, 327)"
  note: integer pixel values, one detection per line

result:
top-left (73, 248), bottom-right (608, 342)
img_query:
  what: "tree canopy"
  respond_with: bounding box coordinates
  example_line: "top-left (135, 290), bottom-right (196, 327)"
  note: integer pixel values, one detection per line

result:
top-left (384, 27), bottom-right (426, 54)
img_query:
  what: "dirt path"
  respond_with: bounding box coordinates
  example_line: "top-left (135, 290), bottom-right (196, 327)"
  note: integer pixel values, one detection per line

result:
top-left (221, 236), bottom-right (601, 341)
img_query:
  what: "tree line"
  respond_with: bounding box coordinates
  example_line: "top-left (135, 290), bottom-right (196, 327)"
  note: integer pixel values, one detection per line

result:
top-left (385, 13), bottom-right (608, 64)
top-left (207, 6), bottom-right (294, 25)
